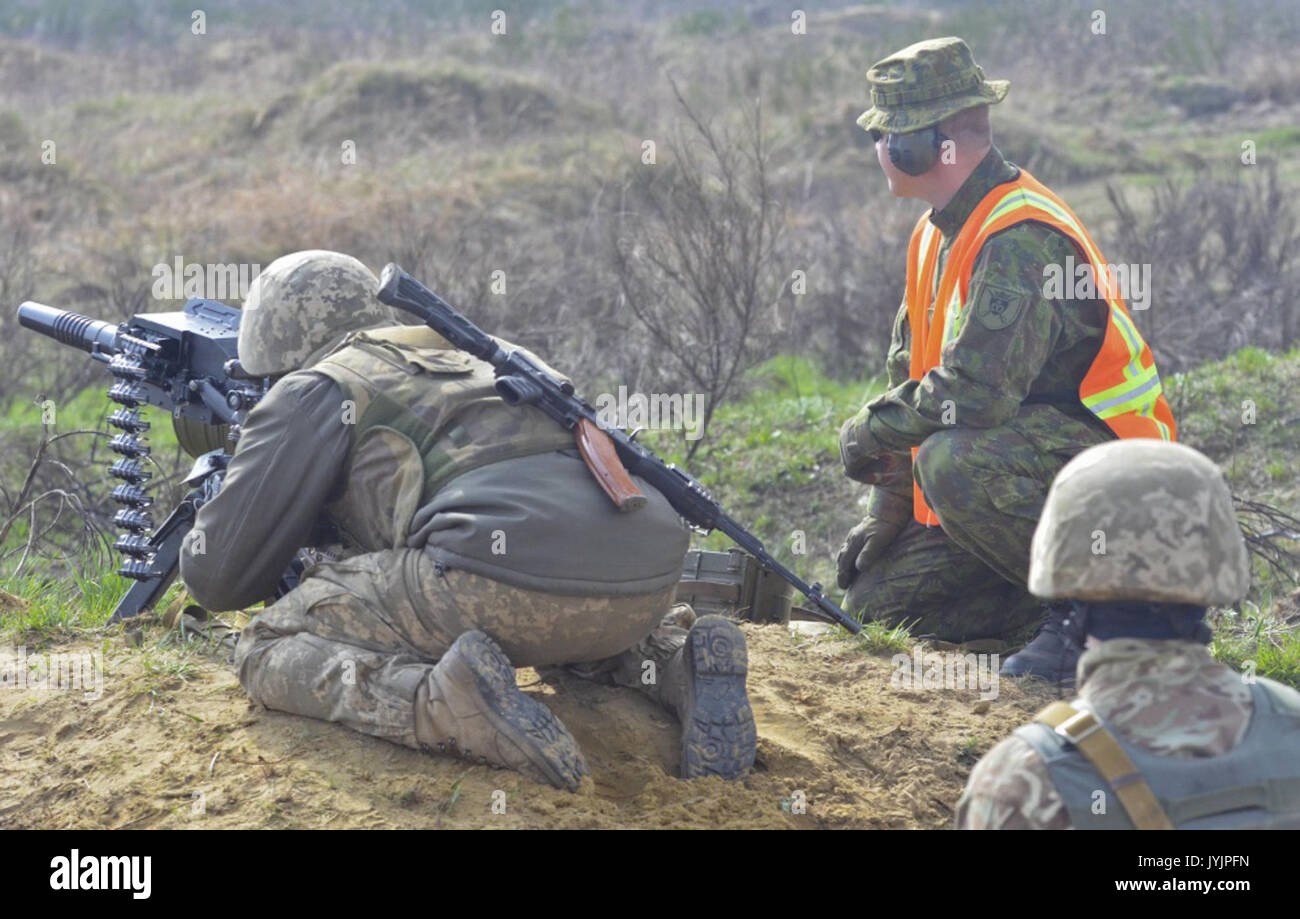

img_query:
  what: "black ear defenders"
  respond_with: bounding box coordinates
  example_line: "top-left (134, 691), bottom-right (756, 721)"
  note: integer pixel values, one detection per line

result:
top-left (870, 126), bottom-right (949, 176)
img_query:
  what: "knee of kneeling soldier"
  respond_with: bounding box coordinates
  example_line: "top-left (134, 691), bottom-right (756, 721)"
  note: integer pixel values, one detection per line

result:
top-left (231, 616), bottom-right (287, 694)
top-left (842, 555), bottom-right (909, 622)
top-left (913, 429), bottom-right (981, 519)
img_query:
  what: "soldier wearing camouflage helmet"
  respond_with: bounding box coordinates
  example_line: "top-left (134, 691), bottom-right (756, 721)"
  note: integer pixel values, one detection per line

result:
top-left (180, 250), bottom-right (757, 790)
top-left (836, 38), bottom-right (1175, 684)
top-left (236, 249), bottom-right (401, 375)
top-left (956, 440), bottom-right (1300, 830)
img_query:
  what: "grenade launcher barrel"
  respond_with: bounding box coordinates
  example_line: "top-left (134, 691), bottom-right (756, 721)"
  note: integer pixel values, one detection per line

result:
top-left (18, 301), bottom-right (123, 359)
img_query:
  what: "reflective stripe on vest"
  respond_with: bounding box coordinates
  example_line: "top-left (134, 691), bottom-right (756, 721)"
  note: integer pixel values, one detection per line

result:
top-left (903, 169), bottom-right (1176, 525)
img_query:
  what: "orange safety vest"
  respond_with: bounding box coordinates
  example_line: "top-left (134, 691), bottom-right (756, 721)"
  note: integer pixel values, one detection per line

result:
top-left (904, 169), bottom-right (1175, 526)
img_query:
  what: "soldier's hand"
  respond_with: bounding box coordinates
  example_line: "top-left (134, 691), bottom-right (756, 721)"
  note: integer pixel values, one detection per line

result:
top-left (839, 411), bottom-right (886, 482)
top-left (197, 468), bottom-right (225, 506)
top-left (840, 449), bottom-right (913, 489)
top-left (835, 484), bottom-right (912, 589)
top-left (836, 514), bottom-right (906, 589)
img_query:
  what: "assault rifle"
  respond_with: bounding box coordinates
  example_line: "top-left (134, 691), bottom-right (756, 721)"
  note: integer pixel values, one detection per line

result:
top-left (16, 298), bottom-right (293, 622)
top-left (376, 264), bottom-right (862, 634)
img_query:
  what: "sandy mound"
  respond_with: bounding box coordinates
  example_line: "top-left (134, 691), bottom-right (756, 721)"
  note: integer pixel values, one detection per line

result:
top-left (0, 623), bottom-right (1059, 829)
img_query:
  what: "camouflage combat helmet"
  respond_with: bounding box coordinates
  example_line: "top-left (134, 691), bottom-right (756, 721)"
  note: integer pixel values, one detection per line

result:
top-left (1029, 440), bottom-right (1250, 606)
top-left (238, 249), bottom-right (396, 376)
top-left (857, 36), bottom-right (1009, 135)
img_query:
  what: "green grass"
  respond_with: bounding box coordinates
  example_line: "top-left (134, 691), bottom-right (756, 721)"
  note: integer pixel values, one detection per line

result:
top-left (0, 569), bottom-right (129, 639)
top-left (136, 639), bottom-right (200, 691)
top-left (1251, 125), bottom-right (1300, 152)
top-left (1169, 346), bottom-right (1300, 503)
top-left (1210, 600), bottom-right (1300, 688)
top-left (0, 567), bottom-right (185, 644)
top-left (851, 618), bottom-right (915, 657)
top-left (1169, 348), bottom-right (1300, 625)
top-left (0, 377), bottom-right (191, 642)
top-left (955, 736), bottom-right (987, 767)
top-left (647, 354), bottom-right (882, 572)
top-left (123, 602), bottom-right (215, 696)
top-left (1, 380), bottom-right (184, 460)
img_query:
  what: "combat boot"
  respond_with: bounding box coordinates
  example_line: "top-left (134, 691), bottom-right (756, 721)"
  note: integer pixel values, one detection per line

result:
top-left (416, 630), bottom-right (588, 791)
top-left (998, 604), bottom-right (1081, 687)
top-left (658, 616), bottom-right (758, 781)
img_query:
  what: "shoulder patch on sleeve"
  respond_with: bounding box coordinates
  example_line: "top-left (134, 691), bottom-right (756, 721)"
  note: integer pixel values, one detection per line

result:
top-left (971, 282), bottom-right (1029, 331)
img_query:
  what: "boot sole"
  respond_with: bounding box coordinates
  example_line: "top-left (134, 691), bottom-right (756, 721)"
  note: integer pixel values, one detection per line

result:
top-left (680, 617), bottom-right (757, 781)
top-left (444, 631), bottom-right (588, 791)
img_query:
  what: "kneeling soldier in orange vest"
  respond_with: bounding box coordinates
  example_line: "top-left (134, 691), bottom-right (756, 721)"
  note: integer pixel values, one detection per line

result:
top-left (836, 37), bottom-right (1175, 684)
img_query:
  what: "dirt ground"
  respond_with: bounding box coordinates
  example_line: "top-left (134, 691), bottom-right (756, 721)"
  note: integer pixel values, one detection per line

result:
top-left (0, 611), bottom-right (1061, 830)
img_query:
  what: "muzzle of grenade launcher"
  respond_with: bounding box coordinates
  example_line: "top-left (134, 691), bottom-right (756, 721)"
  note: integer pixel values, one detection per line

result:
top-left (17, 298), bottom-right (258, 584)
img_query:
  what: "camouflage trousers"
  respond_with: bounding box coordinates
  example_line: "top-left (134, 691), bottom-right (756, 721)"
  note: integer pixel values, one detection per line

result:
top-left (234, 547), bottom-right (677, 750)
top-left (844, 405), bottom-right (1113, 642)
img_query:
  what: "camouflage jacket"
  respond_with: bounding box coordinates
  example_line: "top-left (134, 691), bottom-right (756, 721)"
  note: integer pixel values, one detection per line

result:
top-left (180, 329), bottom-right (689, 611)
top-left (954, 638), bottom-right (1255, 829)
top-left (847, 148), bottom-right (1110, 471)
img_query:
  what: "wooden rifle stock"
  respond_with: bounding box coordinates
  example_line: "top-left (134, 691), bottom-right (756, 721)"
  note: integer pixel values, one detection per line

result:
top-left (575, 417), bottom-right (647, 513)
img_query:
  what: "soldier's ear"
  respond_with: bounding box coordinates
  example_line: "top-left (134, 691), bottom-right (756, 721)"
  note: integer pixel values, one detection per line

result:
top-left (939, 105), bottom-right (991, 147)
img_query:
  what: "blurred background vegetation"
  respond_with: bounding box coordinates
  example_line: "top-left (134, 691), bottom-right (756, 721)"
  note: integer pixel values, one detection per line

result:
top-left (0, 0), bottom-right (1296, 676)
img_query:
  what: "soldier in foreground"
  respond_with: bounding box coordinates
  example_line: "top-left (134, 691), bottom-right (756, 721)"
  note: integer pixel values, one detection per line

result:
top-left (179, 249), bottom-right (757, 790)
top-left (836, 37), bottom-right (1175, 683)
top-left (956, 440), bottom-right (1300, 830)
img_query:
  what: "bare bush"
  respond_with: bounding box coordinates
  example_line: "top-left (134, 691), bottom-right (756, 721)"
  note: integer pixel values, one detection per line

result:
top-left (1105, 164), bottom-right (1300, 371)
top-left (0, 427), bottom-right (117, 578)
top-left (367, 174), bottom-right (628, 385)
top-left (788, 203), bottom-right (912, 380)
top-left (1235, 497), bottom-right (1300, 587)
top-left (611, 79), bottom-right (786, 456)
top-left (0, 191), bottom-right (44, 405)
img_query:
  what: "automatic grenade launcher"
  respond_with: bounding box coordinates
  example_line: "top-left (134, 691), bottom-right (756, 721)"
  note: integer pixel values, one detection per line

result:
top-left (17, 297), bottom-right (271, 621)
